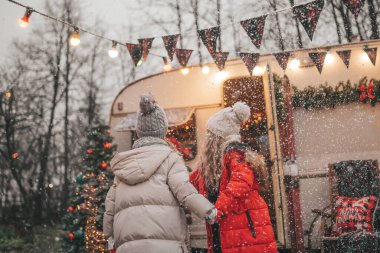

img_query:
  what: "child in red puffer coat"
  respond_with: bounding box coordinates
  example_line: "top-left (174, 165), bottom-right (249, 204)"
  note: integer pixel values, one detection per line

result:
top-left (190, 102), bottom-right (277, 253)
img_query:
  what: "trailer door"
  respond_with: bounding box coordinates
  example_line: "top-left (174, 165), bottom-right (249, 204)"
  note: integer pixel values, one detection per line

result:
top-left (223, 75), bottom-right (287, 248)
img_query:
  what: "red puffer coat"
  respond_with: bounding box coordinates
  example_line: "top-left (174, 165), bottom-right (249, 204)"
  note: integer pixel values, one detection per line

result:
top-left (190, 144), bottom-right (277, 253)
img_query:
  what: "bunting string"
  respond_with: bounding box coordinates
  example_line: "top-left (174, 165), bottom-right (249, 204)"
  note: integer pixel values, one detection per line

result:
top-left (5, 0), bottom-right (318, 54)
top-left (4, 0), bottom-right (376, 74)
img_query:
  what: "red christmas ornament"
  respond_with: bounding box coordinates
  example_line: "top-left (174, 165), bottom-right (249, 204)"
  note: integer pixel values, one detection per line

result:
top-left (86, 149), bottom-right (93, 155)
top-left (103, 142), bottom-right (112, 149)
top-left (69, 233), bottom-right (75, 240)
top-left (67, 206), bottom-right (75, 212)
top-left (359, 84), bottom-right (367, 102)
top-left (368, 81), bottom-right (375, 100)
top-left (100, 161), bottom-right (108, 170)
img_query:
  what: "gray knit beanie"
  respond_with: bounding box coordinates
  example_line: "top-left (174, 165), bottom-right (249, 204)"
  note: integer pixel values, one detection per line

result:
top-left (136, 95), bottom-right (168, 139)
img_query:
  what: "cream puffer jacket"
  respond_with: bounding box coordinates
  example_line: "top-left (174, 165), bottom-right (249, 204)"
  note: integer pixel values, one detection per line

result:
top-left (103, 139), bottom-right (214, 253)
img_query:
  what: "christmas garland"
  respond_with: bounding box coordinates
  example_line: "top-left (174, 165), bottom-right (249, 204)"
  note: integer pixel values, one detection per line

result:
top-left (291, 77), bottom-right (380, 110)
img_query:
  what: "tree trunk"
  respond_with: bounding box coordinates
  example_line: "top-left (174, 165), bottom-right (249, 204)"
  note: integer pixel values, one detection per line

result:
top-left (367, 0), bottom-right (379, 39)
top-left (289, 0), bottom-right (303, 48)
top-left (34, 33), bottom-right (63, 224)
top-left (192, 0), bottom-right (203, 65)
top-left (337, 1), bottom-right (353, 42)
top-left (61, 20), bottom-right (71, 213)
top-left (272, 0), bottom-right (285, 50)
top-left (176, 0), bottom-right (183, 48)
top-left (331, 0), bottom-right (342, 43)
top-left (216, 0), bottom-right (222, 51)
top-left (354, 16), bottom-right (364, 40)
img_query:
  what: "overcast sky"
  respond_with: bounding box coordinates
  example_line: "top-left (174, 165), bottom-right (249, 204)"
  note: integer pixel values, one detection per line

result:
top-left (0, 0), bottom-right (131, 60)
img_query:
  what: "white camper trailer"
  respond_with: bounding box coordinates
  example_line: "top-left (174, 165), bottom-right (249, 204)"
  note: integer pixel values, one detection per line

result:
top-left (109, 40), bottom-right (380, 251)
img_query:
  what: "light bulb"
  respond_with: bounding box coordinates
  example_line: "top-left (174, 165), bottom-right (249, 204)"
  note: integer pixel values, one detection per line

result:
top-left (162, 57), bottom-right (172, 71)
top-left (18, 8), bottom-right (32, 28)
top-left (289, 58), bottom-right (300, 70)
top-left (253, 65), bottom-right (266, 75)
top-left (214, 70), bottom-right (229, 83)
top-left (108, 41), bottom-right (119, 58)
top-left (70, 28), bottom-right (80, 47)
top-left (164, 63), bottom-right (172, 72)
top-left (325, 52), bottom-right (335, 64)
top-left (201, 66), bottom-right (210, 74)
top-left (361, 51), bottom-right (369, 62)
top-left (18, 16), bottom-right (30, 28)
top-left (181, 68), bottom-right (190, 75)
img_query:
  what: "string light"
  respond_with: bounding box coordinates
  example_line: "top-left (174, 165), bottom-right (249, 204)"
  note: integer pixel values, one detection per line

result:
top-left (214, 70), bottom-right (229, 83)
top-left (252, 65), bottom-right (266, 75)
top-left (201, 66), bottom-right (210, 74)
top-left (69, 27), bottom-right (80, 47)
top-left (325, 52), bottom-right (335, 64)
top-left (5, 91), bottom-right (12, 98)
top-left (137, 58), bottom-right (143, 66)
top-left (163, 57), bottom-right (172, 71)
top-left (108, 41), bottom-right (119, 58)
top-left (18, 7), bottom-right (33, 28)
top-left (361, 51), bottom-right (370, 62)
top-left (289, 58), bottom-right (300, 70)
top-left (180, 67), bottom-right (190, 75)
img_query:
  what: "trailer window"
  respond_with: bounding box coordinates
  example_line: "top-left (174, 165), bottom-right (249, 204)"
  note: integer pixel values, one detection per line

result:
top-left (131, 113), bottom-right (197, 161)
top-left (166, 113), bottom-right (197, 161)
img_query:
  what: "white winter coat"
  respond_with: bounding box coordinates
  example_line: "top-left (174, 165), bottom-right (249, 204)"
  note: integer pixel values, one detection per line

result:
top-left (103, 139), bottom-right (213, 253)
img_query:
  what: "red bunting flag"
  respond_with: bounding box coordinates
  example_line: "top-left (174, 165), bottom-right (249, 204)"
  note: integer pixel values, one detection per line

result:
top-left (273, 52), bottom-right (290, 70)
top-left (162, 34), bottom-right (180, 61)
top-left (293, 0), bottom-right (324, 41)
top-left (336, 50), bottom-right (351, 68)
top-left (212, 52), bottom-right (229, 71)
top-left (341, 0), bottom-right (366, 18)
top-left (363, 47), bottom-right (377, 66)
top-left (240, 53), bottom-right (260, 75)
top-left (198, 26), bottom-right (220, 55)
top-left (138, 38), bottom-right (154, 61)
top-left (175, 49), bottom-right (193, 67)
top-left (240, 15), bottom-right (267, 49)
top-left (308, 52), bottom-right (327, 74)
top-left (126, 43), bottom-right (143, 66)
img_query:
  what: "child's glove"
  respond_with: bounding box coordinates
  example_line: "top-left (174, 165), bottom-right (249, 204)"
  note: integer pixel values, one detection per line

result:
top-left (205, 208), bottom-right (218, 224)
top-left (108, 236), bottom-right (115, 250)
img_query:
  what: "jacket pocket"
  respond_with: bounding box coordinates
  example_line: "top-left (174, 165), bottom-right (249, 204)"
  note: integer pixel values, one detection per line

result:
top-left (245, 211), bottom-right (256, 238)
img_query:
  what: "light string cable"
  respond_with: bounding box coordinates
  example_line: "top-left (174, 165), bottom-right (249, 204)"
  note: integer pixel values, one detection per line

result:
top-left (5, 0), bottom-right (319, 55)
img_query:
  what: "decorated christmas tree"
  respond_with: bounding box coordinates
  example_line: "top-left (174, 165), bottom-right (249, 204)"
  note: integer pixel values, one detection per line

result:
top-left (60, 125), bottom-right (116, 253)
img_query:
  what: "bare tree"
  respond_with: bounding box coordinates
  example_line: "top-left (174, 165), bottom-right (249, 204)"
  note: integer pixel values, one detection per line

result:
top-left (367, 0), bottom-right (379, 39)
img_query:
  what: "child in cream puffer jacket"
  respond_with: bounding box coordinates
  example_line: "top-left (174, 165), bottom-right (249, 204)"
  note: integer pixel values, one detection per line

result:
top-left (103, 95), bottom-right (216, 253)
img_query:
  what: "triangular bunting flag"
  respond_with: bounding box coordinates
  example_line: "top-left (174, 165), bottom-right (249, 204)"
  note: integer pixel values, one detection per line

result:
top-left (341, 0), bottom-right (366, 18)
top-left (126, 43), bottom-right (143, 66)
top-left (336, 50), bottom-right (351, 68)
top-left (211, 52), bottom-right (229, 71)
top-left (240, 53), bottom-right (260, 75)
top-left (138, 38), bottom-right (154, 61)
top-left (363, 47), bottom-right (377, 66)
top-left (175, 49), bottom-right (193, 67)
top-left (293, 0), bottom-right (324, 41)
top-left (162, 34), bottom-right (180, 61)
top-left (309, 52), bottom-right (327, 74)
top-left (240, 15), bottom-right (267, 49)
top-left (274, 52), bottom-right (290, 70)
top-left (198, 26), bottom-right (220, 55)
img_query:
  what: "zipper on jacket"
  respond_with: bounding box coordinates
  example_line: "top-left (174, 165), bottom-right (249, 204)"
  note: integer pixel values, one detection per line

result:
top-left (245, 211), bottom-right (256, 238)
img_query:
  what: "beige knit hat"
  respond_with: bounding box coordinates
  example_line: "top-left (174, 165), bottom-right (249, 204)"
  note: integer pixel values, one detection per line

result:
top-left (206, 102), bottom-right (250, 138)
top-left (136, 95), bottom-right (168, 139)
